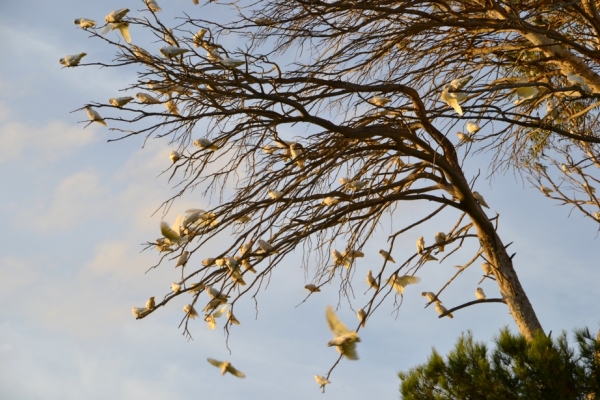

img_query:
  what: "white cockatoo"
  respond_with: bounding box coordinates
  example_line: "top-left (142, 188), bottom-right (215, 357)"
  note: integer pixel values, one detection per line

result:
top-left (254, 18), bottom-right (276, 25)
top-left (457, 132), bottom-right (474, 142)
top-left (235, 215), bottom-right (252, 224)
top-left (388, 274), bottom-right (421, 295)
top-left (290, 143), bottom-right (305, 168)
top-left (74, 18), bottom-right (96, 29)
top-left (136, 92), bottom-right (162, 104)
top-left (258, 239), bottom-right (278, 254)
top-left (59, 53), bottom-right (87, 67)
top-left (175, 251), bottom-right (189, 268)
top-left (205, 314), bottom-right (217, 330)
top-left (159, 46), bottom-right (190, 58)
top-left (435, 301), bottom-right (453, 318)
top-left (441, 86), bottom-right (465, 115)
top-left (163, 28), bottom-right (177, 46)
top-left (227, 309), bottom-right (240, 325)
top-left (239, 241), bottom-right (253, 257)
top-left (262, 145), bottom-right (279, 154)
top-left (567, 73), bottom-right (593, 93)
top-left (146, 0), bottom-right (162, 12)
top-left (204, 298), bottom-right (223, 313)
top-left (325, 306), bottom-right (360, 360)
top-left (561, 163), bottom-right (571, 174)
top-left (379, 249), bottom-right (396, 263)
top-left (481, 262), bottom-right (493, 276)
top-left (434, 232), bottom-right (447, 252)
top-left (132, 307), bottom-right (149, 318)
top-left (183, 304), bottom-right (199, 319)
top-left (214, 258), bottom-right (226, 267)
top-left (85, 106), bottom-right (106, 126)
top-left (189, 282), bottom-right (205, 294)
top-left (170, 150), bottom-right (181, 163)
top-left (193, 29), bottom-right (207, 47)
top-left (105, 8), bottom-right (129, 23)
top-left (239, 257), bottom-right (256, 273)
top-left (369, 96), bottom-right (392, 107)
top-left (344, 180), bottom-right (368, 191)
top-left (473, 191), bottom-right (489, 208)
top-left (207, 286), bottom-right (229, 303)
top-left (160, 221), bottom-right (181, 243)
top-left (416, 236), bottom-right (425, 254)
top-left (449, 76), bottom-right (472, 91)
top-left (165, 100), bottom-right (179, 115)
top-left (344, 249), bottom-right (364, 259)
top-left (514, 77), bottom-right (539, 104)
top-left (207, 359), bottom-right (246, 378)
top-left (206, 49), bottom-right (221, 62)
top-left (155, 238), bottom-right (173, 252)
top-left (305, 284), bottom-right (321, 293)
top-left (594, 211), bottom-right (600, 220)
top-left (322, 197), bottom-right (339, 206)
top-left (315, 375), bottom-right (331, 387)
top-left (466, 121), bottom-right (480, 134)
top-left (171, 282), bottom-right (181, 293)
top-left (220, 58), bottom-right (245, 68)
top-left (202, 258), bottom-right (216, 267)
top-left (475, 287), bottom-right (486, 300)
top-left (366, 270), bottom-right (379, 290)
top-left (103, 22), bottom-right (131, 44)
top-left (109, 96), bottom-right (133, 107)
top-left (357, 308), bottom-right (367, 328)
top-left (540, 185), bottom-right (553, 195)
top-left (585, 183), bottom-right (596, 194)
top-left (193, 137), bottom-right (218, 151)
top-left (146, 297), bottom-right (155, 309)
top-left (422, 292), bottom-right (439, 303)
top-left (332, 249), bottom-right (349, 267)
top-left (268, 189), bottom-right (283, 199)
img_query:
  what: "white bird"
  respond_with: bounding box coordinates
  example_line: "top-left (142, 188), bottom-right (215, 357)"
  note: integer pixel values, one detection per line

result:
top-left (435, 301), bottom-right (453, 318)
top-left (207, 359), bottom-right (246, 378)
top-left (466, 121), bottom-right (480, 134)
top-left (159, 46), bottom-right (190, 58)
top-left (220, 58), bottom-right (245, 68)
top-left (268, 189), bottom-right (283, 199)
top-left (345, 180), bottom-right (368, 191)
top-left (132, 307), bottom-right (148, 318)
top-left (85, 106), bottom-right (106, 126)
top-left (379, 249), bottom-right (395, 263)
top-left (202, 258), bottom-right (216, 267)
top-left (136, 92), bottom-right (162, 104)
top-left (322, 197), bottom-right (339, 206)
top-left (204, 298), bottom-right (223, 312)
top-left (357, 308), bottom-right (367, 328)
top-left (585, 183), bottom-right (596, 194)
top-left (214, 258), bottom-right (226, 267)
top-left (183, 304), bottom-right (199, 319)
top-left (205, 314), bottom-right (217, 330)
top-left (262, 145), bottom-right (279, 154)
top-left (290, 143), bottom-right (305, 169)
top-left (146, 297), bottom-right (155, 309)
top-left (457, 132), bottom-right (473, 142)
top-left (416, 236), bottom-right (425, 254)
top-left (567, 73), bottom-right (593, 94)
top-left (473, 191), bottom-right (489, 208)
top-left (305, 284), bottom-right (321, 293)
top-left (449, 76), bottom-right (472, 91)
top-left (369, 96), bottom-right (392, 107)
top-left (165, 100), bottom-right (179, 115)
top-left (172, 282), bottom-right (181, 293)
top-left (104, 8), bottom-right (129, 23)
top-left (109, 96), bottom-right (133, 107)
top-left (332, 249), bottom-right (349, 267)
top-left (514, 77), bottom-right (539, 104)
top-left (258, 239), bottom-right (278, 254)
top-left (239, 241), bottom-right (253, 257)
top-left (441, 86), bottom-right (464, 115)
top-left (207, 286), bottom-right (229, 302)
top-left (421, 292), bottom-right (439, 303)
top-left (561, 163), bottom-right (571, 174)
top-left (475, 287), bottom-right (486, 300)
top-left (254, 18), bottom-right (276, 25)
top-left (388, 274), bottom-right (421, 294)
top-left (103, 22), bottom-right (131, 44)
top-left (434, 232), bottom-right (447, 252)
top-left (175, 251), bottom-right (189, 268)
top-left (74, 18), bottom-right (96, 29)
top-left (315, 375), bottom-right (331, 386)
top-left (206, 49), bottom-right (221, 62)
top-left (594, 211), bottom-right (600, 220)
top-left (160, 221), bottom-right (181, 243)
top-left (540, 185), bottom-right (553, 195)
top-left (193, 138), bottom-right (218, 151)
top-left (366, 270), bottom-right (379, 290)
top-left (235, 215), bottom-right (252, 224)
top-left (227, 309), bottom-right (240, 325)
top-left (146, 0), bottom-right (162, 12)
top-left (170, 150), bottom-right (181, 163)
top-left (547, 98), bottom-right (559, 118)
top-left (193, 29), bottom-right (207, 47)
top-left (481, 262), bottom-right (493, 276)
top-left (59, 53), bottom-right (87, 67)
top-left (325, 306), bottom-right (360, 360)
top-left (344, 249), bottom-right (364, 259)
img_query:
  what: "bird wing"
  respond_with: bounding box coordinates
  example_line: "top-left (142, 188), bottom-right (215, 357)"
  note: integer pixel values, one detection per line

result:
top-left (228, 366), bottom-right (246, 378)
top-left (118, 24), bottom-right (131, 44)
top-left (397, 275), bottom-right (421, 287)
top-left (160, 221), bottom-right (180, 242)
top-left (213, 304), bottom-right (228, 318)
top-left (325, 306), bottom-right (350, 337)
top-left (101, 23), bottom-right (113, 35)
top-left (339, 342), bottom-right (359, 360)
top-left (207, 358), bottom-right (223, 368)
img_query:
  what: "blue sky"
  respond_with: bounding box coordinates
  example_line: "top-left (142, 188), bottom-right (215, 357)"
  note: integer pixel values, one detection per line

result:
top-left (1, 0), bottom-right (599, 399)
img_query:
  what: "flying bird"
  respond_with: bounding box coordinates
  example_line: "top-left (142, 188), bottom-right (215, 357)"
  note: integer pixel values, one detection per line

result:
top-left (434, 232), bottom-right (447, 252)
top-left (366, 270), bottom-right (379, 290)
top-left (325, 306), bottom-right (360, 360)
top-left (59, 53), bottom-right (87, 67)
top-left (85, 106), bottom-right (106, 126)
top-left (357, 308), bottom-right (367, 328)
top-left (207, 359), bottom-right (246, 378)
top-left (473, 191), bottom-right (489, 208)
top-left (193, 29), bottom-right (207, 47)
top-left (435, 301), bottom-right (453, 318)
top-left (103, 22), bottom-right (131, 44)
top-left (109, 96), bottom-right (134, 107)
top-left (104, 8), bottom-right (130, 23)
top-left (440, 86), bottom-right (465, 115)
top-left (388, 274), bottom-right (421, 294)
top-left (160, 221), bottom-right (181, 243)
top-left (449, 76), bottom-right (472, 90)
top-left (74, 18), bottom-right (96, 29)
top-left (379, 249), bottom-right (395, 263)
top-left (475, 287), bottom-right (486, 300)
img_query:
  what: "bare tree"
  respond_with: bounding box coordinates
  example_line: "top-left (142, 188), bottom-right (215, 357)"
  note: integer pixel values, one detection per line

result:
top-left (66, 0), bottom-right (600, 385)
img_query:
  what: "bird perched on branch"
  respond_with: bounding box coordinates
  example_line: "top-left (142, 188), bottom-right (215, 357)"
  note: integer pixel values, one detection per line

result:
top-left (473, 191), bottom-right (489, 208)
top-left (366, 270), bottom-right (379, 290)
top-left (60, 53), bottom-right (87, 67)
top-left (220, 58), bottom-right (245, 68)
top-left (169, 150), bottom-right (181, 163)
top-left (146, 0), bottom-right (162, 12)
top-left (74, 18), bottom-right (96, 29)
top-left (136, 92), bottom-right (162, 104)
top-left (315, 375), bottom-right (330, 387)
top-left (369, 96), bottom-right (392, 107)
top-left (434, 232), bottom-right (447, 252)
top-left (305, 284), bottom-right (321, 293)
top-left (183, 304), bottom-right (199, 319)
top-left (475, 287), bottom-right (486, 300)
top-left (325, 306), bottom-right (360, 360)
top-left (175, 251), bottom-right (189, 268)
top-left (145, 297), bottom-right (155, 310)
top-left (379, 249), bottom-right (395, 263)
top-left (109, 96), bottom-right (133, 107)
top-left (422, 292), bottom-right (439, 303)
top-left (85, 106), bottom-right (106, 126)
top-left (416, 237), bottom-right (425, 254)
top-left (357, 308), bottom-right (367, 327)
top-left (466, 121), bottom-right (480, 134)
top-left (435, 301), bottom-right (453, 318)
top-left (207, 359), bottom-right (246, 378)
top-left (290, 143), bottom-right (305, 168)
top-left (159, 46), bottom-right (190, 58)
top-left (193, 138), bottom-right (218, 151)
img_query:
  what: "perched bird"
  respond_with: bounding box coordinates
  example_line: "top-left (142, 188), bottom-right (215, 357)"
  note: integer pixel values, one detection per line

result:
top-left (164, 28), bottom-right (177, 46)
top-left (59, 53), bottom-right (87, 67)
top-left (220, 58), bottom-right (245, 68)
top-left (473, 191), bottom-right (489, 208)
top-left (344, 249), bottom-right (365, 258)
top-left (434, 232), bottom-right (447, 252)
top-left (567, 73), bottom-right (593, 94)
top-left (239, 258), bottom-right (256, 273)
top-left (214, 258), bottom-right (226, 267)
top-left (449, 76), bottom-right (472, 91)
top-left (170, 150), bottom-right (181, 163)
top-left (165, 100), bottom-right (179, 115)
top-left (322, 197), bottom-right (339, 206)
top-left (227, 309), bottom-right (240, 325)
top-left (440, 86), bottom-right (465, 115)
top-left (540, 185), bottom-right (553, 195)
top-left (594, 211), bottom-right (600, 220)
top-left (235, 215), bottom-right (252, 223)
top-left (146, 0), bottom-right (162, 12)
top-left (366, 270), bottom-right (379, 290)
top-left (369, 96), bottom-right (392, 107)
top-left (379, 249), bottom-right (395, 263)
top-left (357, 308), bottom-right (367, 328)
top-left (262, 145), bottom-right (279, 154)
top-left (345, 180), bottom-right (368, 191)
top-left (475, 287), bottom-right (486, 300)
top-left (74, 18), bottom-right (96, 29)
top-left (103, 22), bottom-right (131, 44)
top-left (207, 359), bottom-right (246, 378)
top-left (132, 307), bottom-right (148, 318)
top-left (146, 297), bottom-right (155, 309)
top-left (466, 121), bottom-right (480, 134)
top-left (239, 241), bottom-right (253, 257)
top-left (305, 284), bottom-right (321, 293)
top-left (258, 239), bottom-right (278, 254)
top-left (104, 8), bottom-right (129, 23)
top-left (189, 282), bottom-right (205, 294)
top-left (109, 96), bottom-right (133, 107)
top-left (193, 138), bottom-right (218, 151)
top-left (423, 254), bottom-right (438, 262)
top-left (290, 143), bottom-right (305, 168)
top-left (561, 163), bottom-right (571, 174)
top-left (457, 132), bottom-right (474, 142)
top-left (547, 98), bottom-right (559, 118)
top-left (325, 306), bottom-right (360, 360)
top-left (206, 49), bottom-right (221, 62)
top-left (202, 258), bottom-right (216, 267)
top-left (315, 375), bottom-right (331, 387)
top-left (435, 301), bottom-right (453, 318)
top-left (585, 183), bottom-right (596, 194)
top-left (155, 237), bottom-right (173, 252)
top-left (183, 304), bottom-right (199, 319)
top-left (193, 29), bottom-right (207, 47)
top-left (136, 92), bottom-right (162, 104)
top-left (388, 274), bottom-right (421, 295)
top-left (159, 46), bottom-right (190, 58)
top-left (268, 189), bottom-right (283, 199)
top-left (332, 249), bottom-right (349, 267)
top-left (422, 292), bottom-right (439, 303)
top-left (254, 18), bottom-right (275, 25)
top-left (207, 286), bottom-right (229, 303)
top-left (171, 282), bottom-right (181, 293)
top-left (175, 251), bottom-right (189, 268)
top-left (481, 262), bottom-right (493, 276)
top-left (514, 77), bottom-right (539, 104)
top-left (85, 106), bottom-right (106, 126)
top-left (204, 299), bottom-right (223, 313)
top-left (416, 237), bottom-right (425, 254)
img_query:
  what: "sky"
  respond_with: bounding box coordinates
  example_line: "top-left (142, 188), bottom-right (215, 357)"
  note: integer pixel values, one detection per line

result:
top-left (1, 0), bottom-right (600, 399)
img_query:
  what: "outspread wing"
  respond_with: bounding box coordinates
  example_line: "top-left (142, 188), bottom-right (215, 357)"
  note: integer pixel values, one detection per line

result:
top-left (228, 365), bottom-right (246, 378)
top-left (207, 358), bottom-right (223, 368)
top-left (325, 305), bottom-right (350, 337)
top-left (160, 221), bottom-right (180, 242)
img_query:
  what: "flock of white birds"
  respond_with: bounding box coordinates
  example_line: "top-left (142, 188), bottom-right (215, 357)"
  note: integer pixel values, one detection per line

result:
top-left (61, 2), bottom-right (513, 389)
